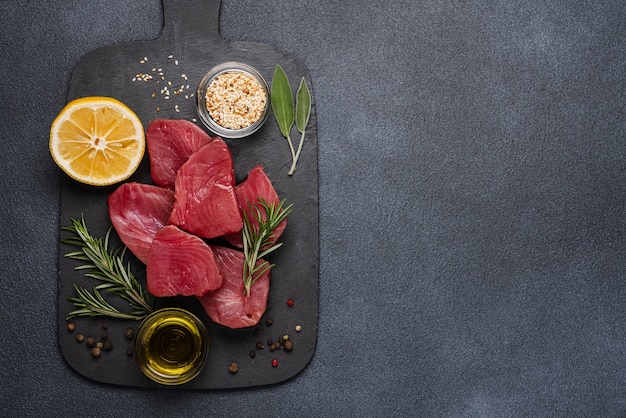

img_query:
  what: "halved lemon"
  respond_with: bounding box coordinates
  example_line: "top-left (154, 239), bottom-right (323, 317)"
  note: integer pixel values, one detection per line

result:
top-left (50, 96), bottom-right (145, 186)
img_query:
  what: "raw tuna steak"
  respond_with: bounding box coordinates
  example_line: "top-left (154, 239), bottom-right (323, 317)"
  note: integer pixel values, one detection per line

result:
top-left (168, 139), bottom-right (242, 239)
top-left (197, 245), bottom-right (270, 329)
top-left (225, 165), bottom-right (287, 248)
top-left (147, 118), bottom-right (214, 189)
top-left (146, 225), bottom-right (223, 297)
top-left (108, 182), bottom-right (175, 264)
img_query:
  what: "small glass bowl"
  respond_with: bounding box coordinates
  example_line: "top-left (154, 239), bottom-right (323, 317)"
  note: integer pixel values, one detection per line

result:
top-left (134, 308), bottom-right (209, 385)
top-left (196, 62), bottom-right (270, 139)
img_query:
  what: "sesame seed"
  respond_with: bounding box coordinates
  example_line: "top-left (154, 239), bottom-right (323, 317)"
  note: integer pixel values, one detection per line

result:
top-left (204, 70), bottom-right (266, 129)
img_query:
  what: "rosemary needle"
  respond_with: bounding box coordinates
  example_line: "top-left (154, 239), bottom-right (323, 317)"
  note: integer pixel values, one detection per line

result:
top-left (62, 215), bottom-right (154, 321)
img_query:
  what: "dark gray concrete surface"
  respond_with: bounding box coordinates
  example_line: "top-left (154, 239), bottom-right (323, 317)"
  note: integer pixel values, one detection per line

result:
top-left (2, 0), bottom-right (626, 416)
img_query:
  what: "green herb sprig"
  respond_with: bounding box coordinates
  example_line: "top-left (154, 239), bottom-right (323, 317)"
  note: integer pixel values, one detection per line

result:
top-left (271, 65), bottom-right (312, 176)
top-left (242, 198), bottom-right (293, 297)
top-left (62, 215), bottom-right (154, 320)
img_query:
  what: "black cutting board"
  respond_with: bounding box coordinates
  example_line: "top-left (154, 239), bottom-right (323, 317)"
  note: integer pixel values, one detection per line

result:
top-left (56, 0), bottom-right (318, 389)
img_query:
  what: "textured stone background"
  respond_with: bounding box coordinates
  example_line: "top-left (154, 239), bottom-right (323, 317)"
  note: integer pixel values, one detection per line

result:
top-left (2, 0), bottom-right (626, 416)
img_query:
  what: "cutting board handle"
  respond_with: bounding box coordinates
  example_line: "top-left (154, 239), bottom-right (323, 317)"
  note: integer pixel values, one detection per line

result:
top-left (161, 0), bottom-right (222, 41)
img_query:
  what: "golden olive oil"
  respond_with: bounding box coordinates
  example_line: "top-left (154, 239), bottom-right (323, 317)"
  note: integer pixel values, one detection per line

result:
top-left (135, 308), bottom-right (209, 385)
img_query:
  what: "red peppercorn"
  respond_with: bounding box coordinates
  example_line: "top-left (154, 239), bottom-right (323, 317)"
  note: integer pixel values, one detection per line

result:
top-left (287, 298), bottom-right (294, 307)
top-left (271, 359), bottom-right (278, 367)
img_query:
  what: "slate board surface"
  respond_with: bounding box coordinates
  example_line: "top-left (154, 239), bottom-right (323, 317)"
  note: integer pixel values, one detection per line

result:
top-left (56, 0), bottom-right (318, 389)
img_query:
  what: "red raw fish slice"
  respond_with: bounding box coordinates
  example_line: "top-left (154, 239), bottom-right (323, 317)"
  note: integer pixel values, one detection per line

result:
top-left (225, 165), bottom-right (287, 248)
top-left (108, 182), bottom-right (175, 265)
top-left (197, 245), bottom-right (269, 329)
top-left (146, 225), bottom-right (223, 297)
top-left (168, 139), bottom-right (242, 239)
top-left (147, 118), bottom-right (215, 189)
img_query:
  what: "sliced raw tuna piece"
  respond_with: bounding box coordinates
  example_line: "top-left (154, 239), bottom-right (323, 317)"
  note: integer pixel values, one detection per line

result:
top-left (147, 118), bottom-right (215, 189)
top-left (197, 245), bottom-right (270, 329)
top-left (225, 165), bottom-right (287, 248)
top-left (146, 225), bottom-right (223, 297)
top-left (168, 139), bottom-right (242, 239)
top-left (108, 182), bottom-right (175, 265)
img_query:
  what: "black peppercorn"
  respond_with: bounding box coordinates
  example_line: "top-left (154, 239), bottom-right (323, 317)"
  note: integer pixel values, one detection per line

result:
top-left (249, 351), bottom-right (256, 358)
top-left (102, 322), bottom-right (108, 330)
top-left (103, 340), bottom-right (113, 351)
top-left (67, 323), bottom-right (75, 332)
top-left (283, 340), bottom-right (294, 352)
top-left (126, 349), bottom-right (133, 357)
top-left (75, 334), bottom-right (84, 343)
top-left (100, 331), bottom-right (108, 340)
top-left (91, 347), bottom-right (102, 358)
top-left (125, 328), bottom-right (134, 339)
top-left (256, 342), bottom-right (265, 350)
top-left (86, 337), bottom-right (97, 348)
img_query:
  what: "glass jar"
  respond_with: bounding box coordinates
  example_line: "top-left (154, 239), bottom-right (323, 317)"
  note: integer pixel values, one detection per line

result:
top-left (134, 307), bottom-right (209, 385)
top-left (196, 61), bottom-right (270, 138)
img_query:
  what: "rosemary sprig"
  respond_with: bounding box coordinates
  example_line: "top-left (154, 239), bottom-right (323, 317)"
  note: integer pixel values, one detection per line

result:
top-left (242, 198), bottom-right (293, 297)
top-left (62, 215), bottom-right (154, 320)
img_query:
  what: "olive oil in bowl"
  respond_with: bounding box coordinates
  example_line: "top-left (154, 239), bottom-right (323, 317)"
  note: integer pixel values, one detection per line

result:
top-left (135, 308), bottom-right (209, 385)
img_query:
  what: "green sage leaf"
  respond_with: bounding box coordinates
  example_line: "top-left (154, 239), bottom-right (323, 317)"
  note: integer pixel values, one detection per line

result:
top-left (295, 77), bottom-right (311, 134)
top-left (271, 65), bottom-right (294, 138)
